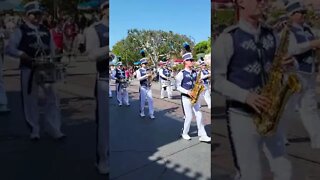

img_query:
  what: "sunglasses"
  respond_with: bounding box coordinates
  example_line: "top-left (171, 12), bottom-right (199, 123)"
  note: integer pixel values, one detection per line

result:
top-left (185, 59), bottom-right (194, 62)
top-left (256, 0), bottom-right (267, 3)
top-left (29, 11), bottom-right (42, 16)
top-left (293, 10), bottom-right (307, 15)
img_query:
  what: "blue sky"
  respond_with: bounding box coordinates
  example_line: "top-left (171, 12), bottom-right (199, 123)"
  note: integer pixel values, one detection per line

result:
top-left (110, 0), bottom-right (210, 49)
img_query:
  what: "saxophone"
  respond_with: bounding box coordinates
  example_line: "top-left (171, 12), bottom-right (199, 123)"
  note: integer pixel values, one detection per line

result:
top-left (146, 68), bottom-right (155, 87)
top-left (190, 71), bottom-right (206, 105)
top-left (253, 25), bottom-right (302, 136)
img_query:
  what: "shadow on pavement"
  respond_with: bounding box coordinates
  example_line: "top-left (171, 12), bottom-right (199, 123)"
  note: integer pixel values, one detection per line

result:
top-left (0, 89), bottom-right (106, 180)
top-left (109, 86), bottom-right (211, 180)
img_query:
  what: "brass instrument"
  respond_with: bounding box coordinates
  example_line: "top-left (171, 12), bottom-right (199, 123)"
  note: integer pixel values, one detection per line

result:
top-left (253, 25), bottom-right (301, 136)
top-left (190, 71), bottom-right (206, 105)
top-left (146, 68), bottom-right (155, 87)
top-left (33, 54), bottom-right (66, 84)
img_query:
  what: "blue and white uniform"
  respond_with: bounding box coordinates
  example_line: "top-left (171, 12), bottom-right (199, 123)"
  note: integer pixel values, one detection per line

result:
top-left (213, 19), bottom-right (292, 180)
top-left (176, 51), bottom-right (211, 142)
top-left (200, 64), bottom-right (211, 109)
top-left (159, 66), bottom-right (172, 98)
top-left (284, 22), bottom-right (320, 149)
top-left (136, 58), bottom-right (155, 119)
top-left (5, 1), bottom-right (64, 139)
top-left (112, 63), bottom-right (129, 106)
top-left (0, 26), bottom-right (9, 112)
top-left (85, 5), bottom-right (109, 173)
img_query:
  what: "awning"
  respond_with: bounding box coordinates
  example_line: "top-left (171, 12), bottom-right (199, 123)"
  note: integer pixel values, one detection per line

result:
top-left (0, 0), bottom-right (18, 11)
top-left (174, 59), bottom-right (183, 63)
top-left (77, 0), bottom-right (100, 10)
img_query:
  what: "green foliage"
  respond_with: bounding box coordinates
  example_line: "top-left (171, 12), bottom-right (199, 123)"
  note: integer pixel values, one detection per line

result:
top-left (212, 9), bottom-right (235, 28)
top-left (112, 39), bottom-right (140, 66)
top-left (205, 37), bottom-right (211, 54)
top-left (171, 63), bottom-right (184, 72)
top-left (194, 41), bottom-right (208, 55)
top-left (111, 29), bottom-right (196, 66)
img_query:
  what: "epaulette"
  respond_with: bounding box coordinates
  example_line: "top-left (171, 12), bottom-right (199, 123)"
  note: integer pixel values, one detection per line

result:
top-left (223, 25), bottom-right (239, 34)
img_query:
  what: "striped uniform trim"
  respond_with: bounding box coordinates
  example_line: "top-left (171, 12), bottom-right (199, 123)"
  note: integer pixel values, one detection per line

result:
top-left (225, 103), bottom-right (241, 177)
top-left (286, 1), bottom-right (304, 15)
top-left (20, 70), bottom-right (32, 132)
top-left (24, 2), bottom-right (42, 14)
top-left (182, 52), bottom-right (193, 61)
top-left (140, 58), bottom-right (148, 64)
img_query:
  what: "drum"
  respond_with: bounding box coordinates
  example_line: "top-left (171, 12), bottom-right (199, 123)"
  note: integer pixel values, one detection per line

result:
top-left (33, 62), bottom-right (64, 84)
top-left (162, 80), bottom-right (171, 86)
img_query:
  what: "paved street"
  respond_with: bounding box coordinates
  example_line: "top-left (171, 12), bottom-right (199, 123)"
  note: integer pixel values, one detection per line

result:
top-left (212, 91), bottom-right (320, 180)
top-left (109, 79), bottom-right (211, 180)
top-left (0, 56), bottom-right (106, 180)
top-left (4, 53), bottom-right (318, 180)
top-left (0, 56), bottom-right (211, 180)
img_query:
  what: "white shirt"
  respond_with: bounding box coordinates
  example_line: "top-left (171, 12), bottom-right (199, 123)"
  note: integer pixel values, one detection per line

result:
top-left (136, 67), bottom-right (149, 81)
top-left (85, 17), bottom-right (108, 62)
top-left (200, 69), bottom-right (211, 80)
top-left (175, 68), bottom-right (192, 95)
top-left (111, 68), bottom-right (117, 80)
top-left (158, 68), bottom-right (170, 80)
top-left (287, 23), bottom-right (319, 73)
top-left (288, 23), bottom-right (316, 56)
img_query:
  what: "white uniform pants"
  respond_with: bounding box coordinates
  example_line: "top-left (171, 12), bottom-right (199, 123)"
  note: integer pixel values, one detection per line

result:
top-left (21, 68), bottom-right (63, 137)
top-left (0, 54), bottom-right (7, 105)
top-left (108, 80), bottom-right (112, 97)
top-left (139, 86), bottom-right (154, 115)
top-left (160, 80), bottom-right (172, 98)
top-left (116, 83), bottom-right (129, 105)
top-left (96, 79), bottom-right (109, 164)
top-left (283, 73), bottom-right (320, 143)
top-left (181, 96), bottom-right (207, 136)
top-left (201, 84), bottom-right (211, 109)
top-left (228, 110), bottom-right (291, 180)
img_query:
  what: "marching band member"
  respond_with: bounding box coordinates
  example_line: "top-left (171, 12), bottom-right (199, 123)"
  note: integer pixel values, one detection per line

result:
top-left (85, 0), bottom-right (109, 174)
top-left (5, 1), bottom-right (65, 140)
top-left (176, 43), bottom-right (211, 142)
top-left (213, 0), bottom-right (293, 179)
top-left (112, 61), bottom-right (129, 106)
top-left (109, 61), bottom-right (116, 98)
top-left (136, 50), bottom-right (155, 119)
top-left (199, 61), bottom-right (211, 109)
top-left (159, 61), bottom-right (173, 99)
top-left (285, 0), bottom-right (320, 149)
top-left (109, 65), bottom-right (113, 98)
top-left (0, 19), bottom-right (10, 113)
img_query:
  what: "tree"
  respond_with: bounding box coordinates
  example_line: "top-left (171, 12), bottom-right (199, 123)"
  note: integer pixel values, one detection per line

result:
top-left (206, 37), bottom-right (211, 54)
top-left (194, 41), bottom-right (209, 55)
top-left (111, 29), bottom-right (195, 67)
